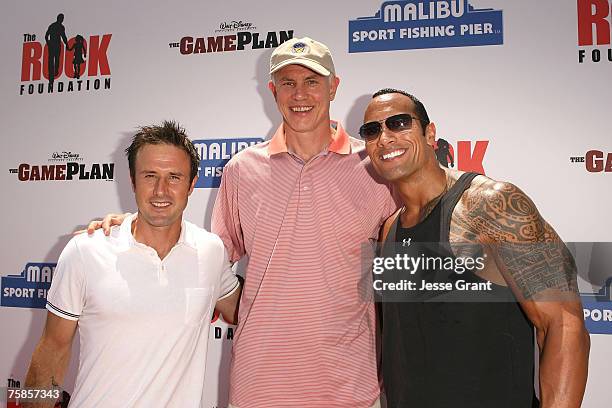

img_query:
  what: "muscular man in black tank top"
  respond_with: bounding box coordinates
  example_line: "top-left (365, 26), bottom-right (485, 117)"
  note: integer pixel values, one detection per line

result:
top-left (359, 89), bottom-right (589, 408)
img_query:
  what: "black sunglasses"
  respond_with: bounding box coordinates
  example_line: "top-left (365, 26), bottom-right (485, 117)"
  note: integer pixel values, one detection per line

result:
top-left (359, 113), bottom-right (422, 141)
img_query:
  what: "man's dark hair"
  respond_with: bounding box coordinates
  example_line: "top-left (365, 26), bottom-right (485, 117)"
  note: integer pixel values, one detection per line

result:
top-left (372, 88), bottom-right (430, 129)
top-left (125, 120), bottom-right (200, 183)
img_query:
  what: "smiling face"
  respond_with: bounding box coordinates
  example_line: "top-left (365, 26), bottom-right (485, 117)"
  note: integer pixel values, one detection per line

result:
top-left (268, 64), bottom-right (339, 136)
top-left (364, 93), bottom-right (436, 182)
top-left (132, 143), bottom-right (196, 231)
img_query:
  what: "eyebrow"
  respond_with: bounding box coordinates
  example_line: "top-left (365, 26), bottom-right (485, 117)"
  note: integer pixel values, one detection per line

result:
top-left (278, 75), bottom-right (320, 82)
top-left (138, 170), bottom-right (186, 176)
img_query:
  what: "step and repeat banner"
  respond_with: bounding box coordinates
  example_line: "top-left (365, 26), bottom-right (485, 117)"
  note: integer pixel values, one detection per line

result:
top-left (1, 0), bottom-right (611, 406)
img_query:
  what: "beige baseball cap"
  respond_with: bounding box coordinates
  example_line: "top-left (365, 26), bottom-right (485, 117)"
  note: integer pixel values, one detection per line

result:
top-left (269, 37), bottom-right (335, 77)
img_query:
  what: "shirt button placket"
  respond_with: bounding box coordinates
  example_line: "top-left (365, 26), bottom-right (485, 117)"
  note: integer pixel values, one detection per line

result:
top-left (159, 262), bottom-right (168, 286)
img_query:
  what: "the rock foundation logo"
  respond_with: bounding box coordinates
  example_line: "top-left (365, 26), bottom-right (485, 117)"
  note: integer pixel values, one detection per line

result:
top-left (193, 138), bottom-right (263, 188)
top-left (8, 151), bottom-right (114, 182)
top-left (5, 376), bottom-right (71, 408)
top-left (19, 13), bottom-right (112, 95)
top-left (169, 21), bottom-right (293, 55)
top-left (434, 138), bottom-right (489, 174)
top-left (349, 0), bottom-right (503, 53)
top-left (577, 0), bottom-right (612, 63)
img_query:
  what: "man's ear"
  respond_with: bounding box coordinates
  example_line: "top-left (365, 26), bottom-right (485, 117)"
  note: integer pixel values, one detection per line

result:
top-left (188, 176), bottom-right (197, 196)
top-left (329, 75), bottom-right (340, 101)
top-left (425, 122), bottom-right (436, 147)
top-left (187, 175), bottom-right (198, 195)
top-left (268, 80), bottom-right (277, 100)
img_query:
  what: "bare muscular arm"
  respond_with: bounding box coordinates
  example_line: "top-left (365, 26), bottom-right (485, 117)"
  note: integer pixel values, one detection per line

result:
top-left (453, 180), bottom-right (590, 408)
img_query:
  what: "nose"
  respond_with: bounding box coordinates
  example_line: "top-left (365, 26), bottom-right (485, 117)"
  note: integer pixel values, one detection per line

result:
top-left (377, 124), bottom-right (397, 147)
top-left (293, 83), bottom-right (307, 100)
top-left (153, 177), bottom-right (169, 196)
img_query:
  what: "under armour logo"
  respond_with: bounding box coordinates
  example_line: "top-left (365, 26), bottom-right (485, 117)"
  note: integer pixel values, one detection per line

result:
top-left (402, 238), bottom-right (412, 247)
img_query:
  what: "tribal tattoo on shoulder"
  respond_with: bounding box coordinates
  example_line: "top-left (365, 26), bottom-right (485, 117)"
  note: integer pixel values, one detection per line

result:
top-left (450, 180), bottom-right (578, 299)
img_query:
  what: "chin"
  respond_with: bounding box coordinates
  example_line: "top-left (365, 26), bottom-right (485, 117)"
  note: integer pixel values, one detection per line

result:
top-left (382, 173), bottom-right (403, 183)
top-left (379, 167), bottom-right (412, 183)
top-left (148, 219), bottom-right (173, 228)
top-left (140, 214), bottom-right (175, 228)
top-left (286, 122), bottom-right (313, 133)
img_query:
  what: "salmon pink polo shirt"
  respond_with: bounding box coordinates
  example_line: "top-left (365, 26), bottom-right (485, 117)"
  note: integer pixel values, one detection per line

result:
top-left (212, 122), bottom-right (398, 408)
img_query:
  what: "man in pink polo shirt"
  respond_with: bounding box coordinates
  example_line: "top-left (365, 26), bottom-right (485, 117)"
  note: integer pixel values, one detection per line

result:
top-left (212, 37), bottom-right (397, 408)
top-left (89, 38), bottom-right (398, 407)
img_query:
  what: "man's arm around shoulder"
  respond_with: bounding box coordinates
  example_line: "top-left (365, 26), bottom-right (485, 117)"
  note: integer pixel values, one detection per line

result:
top-left (215, 277), bottom-right (242, 325)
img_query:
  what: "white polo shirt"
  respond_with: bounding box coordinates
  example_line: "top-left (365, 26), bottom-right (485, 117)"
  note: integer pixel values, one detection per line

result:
top-left (46, 213), bottom-right (239, 407)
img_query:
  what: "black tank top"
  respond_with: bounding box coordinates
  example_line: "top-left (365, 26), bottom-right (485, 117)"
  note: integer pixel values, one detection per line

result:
top-left (379, 173), bottom-right (539, 408)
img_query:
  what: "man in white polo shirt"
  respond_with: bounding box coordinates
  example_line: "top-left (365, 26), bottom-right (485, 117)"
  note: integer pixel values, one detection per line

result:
top-left (24, 121), bottom-right (240, 407)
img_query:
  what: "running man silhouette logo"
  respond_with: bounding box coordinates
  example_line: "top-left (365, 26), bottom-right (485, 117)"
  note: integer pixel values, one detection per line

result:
top-left (20, 12), bottom-right (111, 95)
top-left (434, 138), bottom-right (454, 168)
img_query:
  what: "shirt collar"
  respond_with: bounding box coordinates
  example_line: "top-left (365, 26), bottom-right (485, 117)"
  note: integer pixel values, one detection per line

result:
top-left (268, 121), bottom-right (351, 156)
top-left (118, 213), bottom-right (196, 250)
